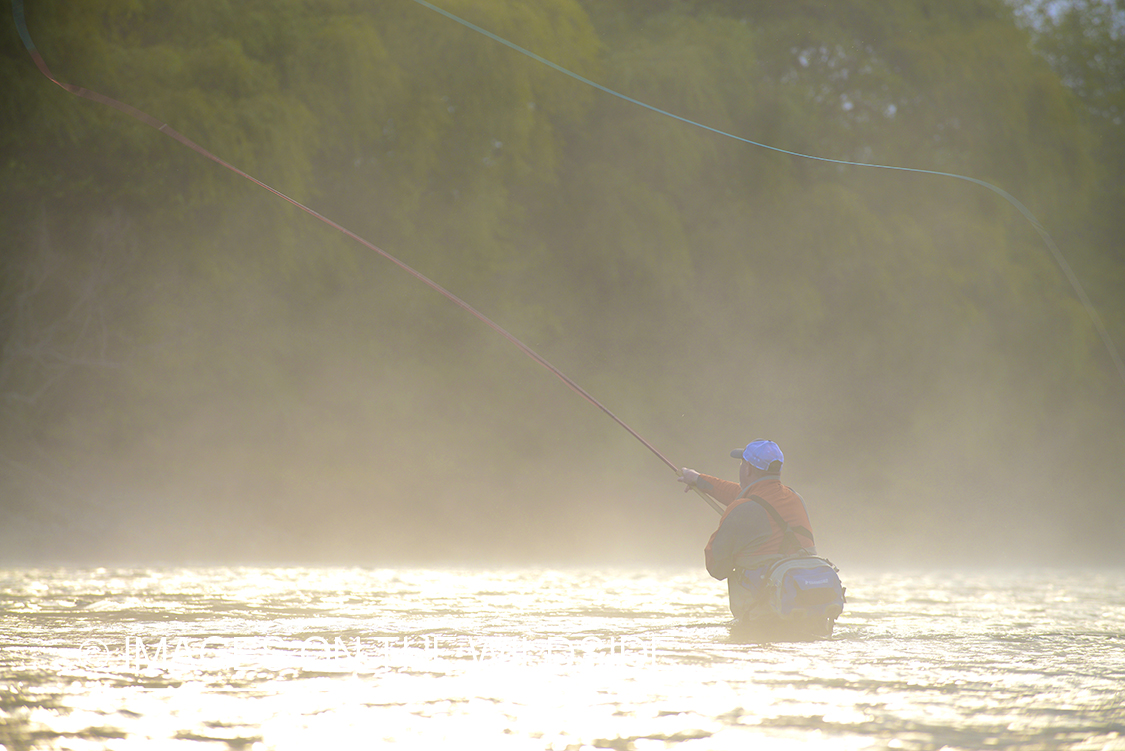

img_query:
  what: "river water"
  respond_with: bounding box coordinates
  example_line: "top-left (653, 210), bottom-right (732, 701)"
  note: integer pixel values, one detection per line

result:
top-left (1, 566), bottom-right (1123, 750)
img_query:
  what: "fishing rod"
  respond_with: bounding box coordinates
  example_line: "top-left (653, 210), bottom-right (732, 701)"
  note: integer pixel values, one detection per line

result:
top-left (10, 0), bottom-right (727, 512)
top-left (691, 487), bottom-right (725, 515)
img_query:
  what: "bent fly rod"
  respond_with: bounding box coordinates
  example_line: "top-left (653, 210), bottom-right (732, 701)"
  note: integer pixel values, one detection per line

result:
top-left (11, 0), bottom-right (726, 514)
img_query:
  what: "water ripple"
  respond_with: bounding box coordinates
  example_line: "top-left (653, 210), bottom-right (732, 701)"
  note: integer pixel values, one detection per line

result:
top-left (1, 566), bottom-right (1123, 750)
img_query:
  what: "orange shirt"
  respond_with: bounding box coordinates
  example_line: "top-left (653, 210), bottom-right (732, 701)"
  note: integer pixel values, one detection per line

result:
top-left (700, 474), bottom-right (816, 578)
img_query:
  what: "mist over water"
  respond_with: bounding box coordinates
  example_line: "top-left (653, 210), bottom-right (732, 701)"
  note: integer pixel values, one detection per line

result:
top-left (3, 0), bottom-right (1124, 569)
top-left (4, 3), bottom-right (1124, 748)
top-left (4, 3), bottom-right (1125, 749)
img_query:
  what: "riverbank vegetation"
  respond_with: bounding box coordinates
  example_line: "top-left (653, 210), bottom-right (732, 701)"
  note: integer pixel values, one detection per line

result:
top-left (2, 0), bottom-right (1122, 564)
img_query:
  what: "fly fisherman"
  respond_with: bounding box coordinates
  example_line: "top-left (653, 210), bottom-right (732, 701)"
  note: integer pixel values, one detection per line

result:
top-left (678, 440), bottom-right (818, 623)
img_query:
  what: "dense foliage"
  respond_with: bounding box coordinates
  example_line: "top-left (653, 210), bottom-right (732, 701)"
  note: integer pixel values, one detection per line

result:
top-left (2, 0), bottom-right (1122, 564)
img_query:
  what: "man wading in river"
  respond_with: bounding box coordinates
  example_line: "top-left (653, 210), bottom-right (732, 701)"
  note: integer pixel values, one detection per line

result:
top-left (678, 440), bottom-right (818, 623)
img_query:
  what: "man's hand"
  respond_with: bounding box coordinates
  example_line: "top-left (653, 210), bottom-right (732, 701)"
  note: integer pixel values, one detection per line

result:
top-left (678, 468), bottom-right (700, 492)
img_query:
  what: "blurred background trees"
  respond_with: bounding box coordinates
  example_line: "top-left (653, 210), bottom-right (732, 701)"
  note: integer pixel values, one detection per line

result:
top-left (2, 0), bottom-right (1122, 565)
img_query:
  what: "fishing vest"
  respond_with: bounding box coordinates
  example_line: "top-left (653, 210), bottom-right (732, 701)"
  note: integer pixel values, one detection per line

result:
top-left (724, 479), bottom-right (815, 557)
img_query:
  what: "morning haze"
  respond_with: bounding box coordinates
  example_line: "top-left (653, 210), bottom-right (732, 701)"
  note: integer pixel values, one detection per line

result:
top-left (2, 0), bottom-right (1122, 568)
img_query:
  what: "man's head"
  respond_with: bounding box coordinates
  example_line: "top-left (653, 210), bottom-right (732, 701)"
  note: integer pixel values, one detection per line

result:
top-left (731, 440), bottom-right (783, 484)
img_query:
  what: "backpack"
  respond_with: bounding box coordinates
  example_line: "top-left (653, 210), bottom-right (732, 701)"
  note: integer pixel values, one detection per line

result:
top-left (743, 493), bottom-right (845, 624)
top-left (764, 554), bottom-right (846, 623)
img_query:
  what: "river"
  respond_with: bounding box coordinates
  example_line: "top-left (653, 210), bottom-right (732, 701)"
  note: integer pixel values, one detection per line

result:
top-left (1, 566), bottom-right (1123, 750)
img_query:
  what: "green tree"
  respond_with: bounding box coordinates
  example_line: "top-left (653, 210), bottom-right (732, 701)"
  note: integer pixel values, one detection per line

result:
top-left (1012, 0), bottom-right (1125, 354)
top-left (1, 0), bottom-right (1121, 563)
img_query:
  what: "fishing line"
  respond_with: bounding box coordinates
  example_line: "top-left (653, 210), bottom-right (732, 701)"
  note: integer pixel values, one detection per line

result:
top-left (408, 0), bottom-right (1125, 388)
top-left (13, 2), bottom-right (1118, 513)
top-left (9, 0), bottom-right (688, 483)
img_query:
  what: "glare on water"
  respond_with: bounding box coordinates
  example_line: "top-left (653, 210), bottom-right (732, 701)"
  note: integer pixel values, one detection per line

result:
top-left (1, 567), bottom-right (1124, 750)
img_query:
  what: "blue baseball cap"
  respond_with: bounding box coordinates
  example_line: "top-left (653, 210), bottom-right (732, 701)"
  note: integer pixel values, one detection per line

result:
top-left (730, 440), bottom-right (784, 470)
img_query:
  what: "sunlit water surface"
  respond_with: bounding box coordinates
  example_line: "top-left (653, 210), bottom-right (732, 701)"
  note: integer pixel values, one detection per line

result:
top-left (1, 566), bottom-right (1123, 750)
